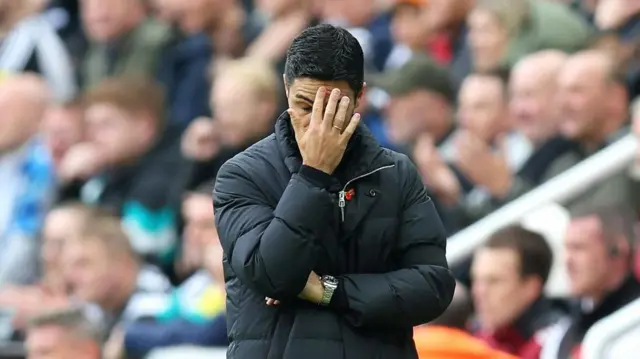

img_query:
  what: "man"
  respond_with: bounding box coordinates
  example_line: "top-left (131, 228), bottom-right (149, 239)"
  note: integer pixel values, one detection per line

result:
top-left (63, 208), bottom-right (172, 332)
top-left (26, 308), bottom-right (102, 359)
top-left (413, 283), bottom-right (519, 359)
top-left (181, 57), bottom-right (280, 190)
top-left (61, 76), bottom-right (186, 264)
top-left (542, 205), bottom-right (640, 359)
top-left (472, 225), bottom-right (564, 359)
top-left (556, 50), bottom-right (635, 212)
top-left (214, 24), bottom-right (455, 359)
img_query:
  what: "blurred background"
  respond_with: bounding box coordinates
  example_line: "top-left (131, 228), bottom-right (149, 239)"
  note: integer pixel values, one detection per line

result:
top-left (0, 0), bottom-right (639, 358)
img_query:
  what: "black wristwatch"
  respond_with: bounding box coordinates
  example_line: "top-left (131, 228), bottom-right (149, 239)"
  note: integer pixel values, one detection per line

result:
top-left (319, 275), bottom-right (339, 306)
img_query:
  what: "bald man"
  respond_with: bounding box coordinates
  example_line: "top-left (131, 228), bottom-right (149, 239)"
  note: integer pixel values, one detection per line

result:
top-left (0, 74), bottom-right (56, 286)
top-left (510, 50), bottom-right (568, 146)
top-left (557, 50), bottom-right (629, 152)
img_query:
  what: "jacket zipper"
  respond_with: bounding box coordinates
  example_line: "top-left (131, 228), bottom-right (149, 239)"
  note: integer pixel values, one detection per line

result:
top-left (338, 165), bottom-right (395, 222)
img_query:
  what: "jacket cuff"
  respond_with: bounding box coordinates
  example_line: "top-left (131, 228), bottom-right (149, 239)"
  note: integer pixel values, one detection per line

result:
top-left (328, 278), bottom-right (349, 311)
top-left (299, 165), bottom-right (333, 189)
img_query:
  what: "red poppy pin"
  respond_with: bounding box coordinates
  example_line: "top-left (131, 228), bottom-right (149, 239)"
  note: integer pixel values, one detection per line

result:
top-left (345, 188), bottom-right (355, 201)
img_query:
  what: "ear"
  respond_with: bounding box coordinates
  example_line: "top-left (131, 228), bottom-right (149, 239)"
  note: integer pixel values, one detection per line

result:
top-left (522, 275), bottom-right (544, 301)
top-left (355, 82), bottom-right (367, 109)
top-left (283, 74), bottom-right (289, 98)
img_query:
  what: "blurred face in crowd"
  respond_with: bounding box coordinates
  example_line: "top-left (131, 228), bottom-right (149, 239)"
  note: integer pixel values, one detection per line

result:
top-left (472, 247), bottom-right (541, 331)
top-left (41, 104), bottom-right (84, 167)
top-left (212, 73), bottom-right (277, 148)
top-left (391, 4), bottom-right (427, 49)
top-left (182, 192), bottom-right (223, 281)
top-left (85, 103), bottom-right (156, 166)
top-left (564, 216), bottom-right (616, 299)
top-left (509, 56), bottom-right (564, 145)
top-left (64, 238), bottom-right (119, 307)
top-left (154, 0), bottom-right (224, 34)
top-left (421, 0), bottom-right (472, 32)
top-left (41, 207), bottom-right (87, 286)
top-left (386, 90), bottom-right (451, 144)
top-left (285, 78), bottom-right (364, 140)
top-left (320, 0), bottom-right (376, 27)
top-left (26, 325), bottom-right (99, 359)
top-left (458, 74), bottom-right (508, 143)
top-left (80, 0), bottom-right (145, 42)
top-left (557, 53), bottom-right (612, 144)
top-left (468, 8), bottom-right (510, 72)
top-left (0, 76), bottom-right (48, 153)
top-left (256, 0), bottom-right (300, 17)
top-left (182, 192), bottom-right (218, 264)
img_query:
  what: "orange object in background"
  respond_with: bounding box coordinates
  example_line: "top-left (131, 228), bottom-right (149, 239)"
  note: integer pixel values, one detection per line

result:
top-left (414, 326), bottom-right (520, 359)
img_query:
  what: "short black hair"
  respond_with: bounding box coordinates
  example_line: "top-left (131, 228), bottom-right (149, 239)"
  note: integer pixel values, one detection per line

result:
top-left (483, 225), bottom-right (553, 284)
top-left (284, 24), bottom-right (365, 95)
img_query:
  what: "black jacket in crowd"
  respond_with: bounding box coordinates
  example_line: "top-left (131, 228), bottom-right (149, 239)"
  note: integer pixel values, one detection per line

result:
top-left (213, 111), bottom-right (456, 359)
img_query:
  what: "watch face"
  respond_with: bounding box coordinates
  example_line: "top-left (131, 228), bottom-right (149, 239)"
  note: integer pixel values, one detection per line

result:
top-left (323, 275), bottom-right (339, 286)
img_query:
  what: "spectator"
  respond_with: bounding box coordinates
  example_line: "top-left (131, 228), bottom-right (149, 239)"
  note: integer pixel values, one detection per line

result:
top-left (0, 0), bottom-right (77, 101)
top-left (63, 208), bottom-right (172, 334)
top-left (181, 57), bottom-right (280, 189)
top-left (472, 226), bottom-right (564, 359)
top-left (151, 0), bottom-right (255, 60)
top-left (61, 77), bottom-right (186, 264)
top-left (457, 51), bottom-right (582, 219)
top-left (556, 50), bottom-right (635, 212)
top-left (543, 205), bottom-right (640, 359)
top-left (25, 307), bottom-right (102, 359)
top-left (40, 97), bottom-right (85, 172)
top-left (122, 184), bottom-right (227, 357)
top-left (0, 74), bottom-right (56, 286)
top-left (80, 0), bottom-right (172, 89)
top-left (468, 0), bottom-right (590, 73)
top-left (386, 0), bottom-right (429, 70)
top-left (413, 283), bottom-right (519, 359)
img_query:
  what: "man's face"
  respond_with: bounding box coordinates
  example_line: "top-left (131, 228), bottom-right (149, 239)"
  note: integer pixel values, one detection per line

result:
top-left (212, 74), bottom-right (273, 148)
top-left (41, 105), bottom-right (84, 166)
top-left (27, 326), bottom-right (98, 359)
top-left (63, 239), bottom-right (114, 306)
top-left (386, 90), bottom-right (447, 144)
top-left (182, 193), bottom-right (218, 263)
top-left (85, 103), bottom-right (151, 166)
top-left (80, 0), bottom-right (136, 42)
top-left (510, 66), bottom-right (558, 144)
top-left (557, 60), bottom-right (608, 142)
top-left (41, 209), bottom-right (86, 278)
top-left (285, 78), bottom-right (362, 139)
top-left (391, 5), bottom-right (426, 49)
top-left (157, 0), bottom-right (216, 34)
top-left (458, 76), bottom-right (506, 142)
top-left (471, 247), bottom-right (536, 331)
top-left (564, 216), bottom-right (611, 298)
top-left (467, 8), bottom-right (509, 72)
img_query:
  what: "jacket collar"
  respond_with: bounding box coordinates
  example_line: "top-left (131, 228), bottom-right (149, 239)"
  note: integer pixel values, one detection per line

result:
top-left (274, 111), bottom-right (392, 183)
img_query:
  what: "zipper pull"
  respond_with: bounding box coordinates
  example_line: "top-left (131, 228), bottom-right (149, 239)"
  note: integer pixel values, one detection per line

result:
top-left (338, 190), bottom-right (346, 222)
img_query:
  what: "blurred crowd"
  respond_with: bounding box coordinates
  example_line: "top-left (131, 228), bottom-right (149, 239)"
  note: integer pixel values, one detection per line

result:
top-left (0, 0), bottom-right (639, 358)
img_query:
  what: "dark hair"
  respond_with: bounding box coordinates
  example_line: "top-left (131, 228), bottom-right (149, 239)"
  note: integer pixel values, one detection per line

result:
top-left (484, 225), bottom-right (553, 284)
top-left (284, 24), bottom-right (365, 95)
top-left (474, 67), bottom-right (511, 100)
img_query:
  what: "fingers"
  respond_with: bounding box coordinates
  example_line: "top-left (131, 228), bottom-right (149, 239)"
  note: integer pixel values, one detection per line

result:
top-left (333, 96), bottom-right (350, 133)
top-left (265, 297), bottom-right (280, 306)
top-left (311, 87), bottom-right (327, 127)
top-left (323, 88), bottom-right (342, 131)
top-left (340, 112), bottom-right (361, 142)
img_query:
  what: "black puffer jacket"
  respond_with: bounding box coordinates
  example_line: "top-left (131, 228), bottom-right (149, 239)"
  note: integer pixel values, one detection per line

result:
top-left (214, 112), bottom-right (456, 359)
